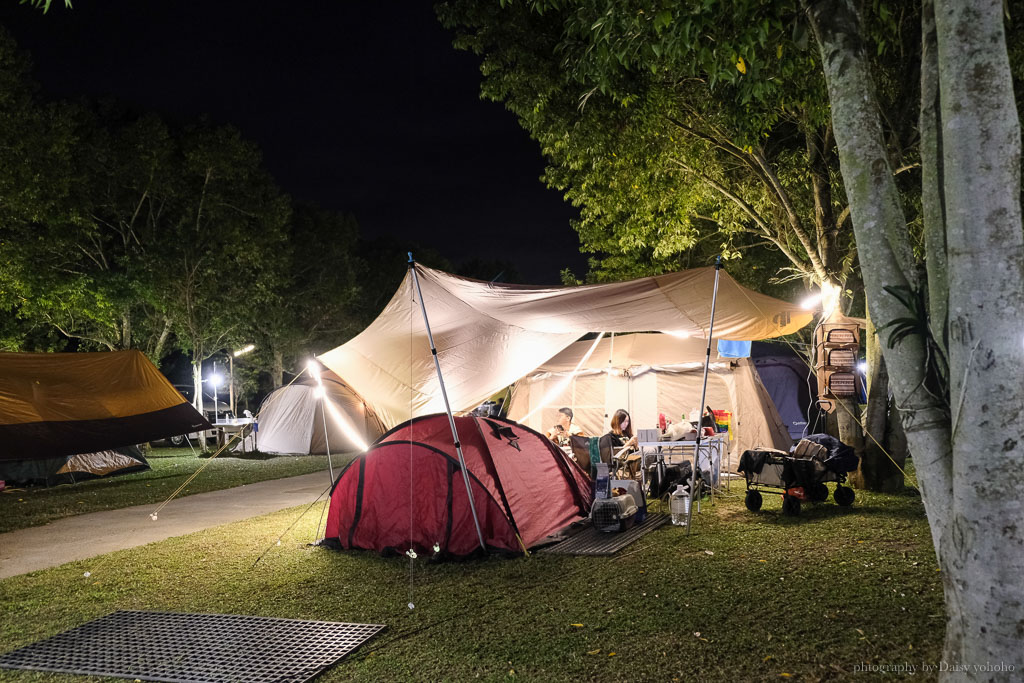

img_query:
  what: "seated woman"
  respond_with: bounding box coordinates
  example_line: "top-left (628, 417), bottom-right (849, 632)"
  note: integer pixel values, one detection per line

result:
top-left (605, 409), bottom-right (640, 477)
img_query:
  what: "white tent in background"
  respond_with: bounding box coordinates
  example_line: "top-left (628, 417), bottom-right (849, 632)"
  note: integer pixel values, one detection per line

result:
top-left (507, 333), bottom-right (793, 458)
top-left (317, 264), bottom-right (813, 430)
top-left (257, 367), bottom-right (384, 455)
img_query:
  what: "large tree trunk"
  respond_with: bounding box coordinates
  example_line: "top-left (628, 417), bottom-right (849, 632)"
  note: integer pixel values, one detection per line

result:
top-left (804, 0), bottom-right (960, 665)
top-left (806, 0), bottom-right (1024, 675)
top-left (851, 318), bottom-right (905, 491)
top-left (191, 360), bottom-right (205, 416)
top-left (151, 317), bottom-right (172, 362)
top-left (271, 349), bottom-right (285, 389)
top-left (933, 0), bottom-right (1024, 670)
top-left (120, 310), bottom-right (131, 350)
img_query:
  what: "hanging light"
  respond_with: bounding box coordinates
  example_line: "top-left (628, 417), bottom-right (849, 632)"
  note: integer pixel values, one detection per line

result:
top-left (233, 344), bottom-right (256, 357)
top-left (322, 396), bottom-right (369, 452)
top-left (800, 292), bottom-right (823, 310)
top-left (306, 360), bottom-right (322, 383)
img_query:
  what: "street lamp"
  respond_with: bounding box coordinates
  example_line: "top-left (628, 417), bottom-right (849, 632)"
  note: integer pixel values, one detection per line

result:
top-left (229, 344), bottom-right (256, 416)
top-left (210, 372), bottom-right (224, 424)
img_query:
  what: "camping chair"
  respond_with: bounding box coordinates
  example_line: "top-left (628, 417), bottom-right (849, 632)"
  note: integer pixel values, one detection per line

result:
top-left (568, 435), bottom-right (638, 479)
top-left (568, 434), bottom-right (617, 476)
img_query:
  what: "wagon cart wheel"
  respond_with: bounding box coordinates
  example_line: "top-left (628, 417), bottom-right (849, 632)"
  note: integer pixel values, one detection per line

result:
top-left (833, 485), bottom-right (855, 507)
top-left (809, 482), bottom-right (829, 503)
top-left (744, 490), bottom-right (763, 512)
top-left (170, 434), bottom-right (186, 446)
top-left (782, 494), bottom-right (801, 516)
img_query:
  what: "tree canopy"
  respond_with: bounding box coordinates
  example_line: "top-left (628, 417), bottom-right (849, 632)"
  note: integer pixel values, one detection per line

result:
top-left (439, 0), bottom-right (920, 301)
top-left (0, 27), bottom-right (368, 405)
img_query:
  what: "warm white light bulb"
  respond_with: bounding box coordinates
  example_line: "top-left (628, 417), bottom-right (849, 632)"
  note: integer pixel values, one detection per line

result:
top-left (306, 360), bottom-right (321, 382)
top-left (233, 344), bottom-right (256, 357)
top-left (800, 293), bottom-right (823, 310)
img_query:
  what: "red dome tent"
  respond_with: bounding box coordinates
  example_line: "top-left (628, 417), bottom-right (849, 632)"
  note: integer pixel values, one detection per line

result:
top-left (323, 414), bottom-right (593, 558)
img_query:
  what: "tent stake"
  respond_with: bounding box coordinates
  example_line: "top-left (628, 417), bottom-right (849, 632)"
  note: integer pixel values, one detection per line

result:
top-left (687, 255), bottom-right (723, 536)
top-left (408, 254), bottom-right (488, 554)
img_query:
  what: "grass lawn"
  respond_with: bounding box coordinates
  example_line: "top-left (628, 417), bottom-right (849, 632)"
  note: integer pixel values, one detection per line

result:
top-left (0, 448), bottom-right (342, 534)
top-left (0, 470), bottom-right (945, 682)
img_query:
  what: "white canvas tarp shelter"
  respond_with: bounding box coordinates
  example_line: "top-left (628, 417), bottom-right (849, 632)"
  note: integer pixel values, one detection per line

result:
top-left (507, 333), bottom-right (793, 457)
top-left (257, 369), bottom-right (385, 455)
top-left (318, 265), bottom-right (812, 430)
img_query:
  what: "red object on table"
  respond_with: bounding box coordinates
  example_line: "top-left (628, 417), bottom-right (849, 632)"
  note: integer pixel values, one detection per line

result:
top-left (702, 427), bottom-right (715, 437)
top-left (658, 413), bottom-right (667, 431)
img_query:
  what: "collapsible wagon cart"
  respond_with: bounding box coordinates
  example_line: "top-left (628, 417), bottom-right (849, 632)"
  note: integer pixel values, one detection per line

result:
top-left (737, 436), bottom-right (858, 516)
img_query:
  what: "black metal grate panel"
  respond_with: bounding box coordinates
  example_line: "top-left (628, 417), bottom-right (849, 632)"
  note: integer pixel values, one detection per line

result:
top-left (541, 513), bottom-right (670, 556)
top-left (0, 610), bottom-right (385, 683)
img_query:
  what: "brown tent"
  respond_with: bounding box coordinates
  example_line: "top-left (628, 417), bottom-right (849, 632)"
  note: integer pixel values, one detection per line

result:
top-left (0, 350), bottom-right (210, 461)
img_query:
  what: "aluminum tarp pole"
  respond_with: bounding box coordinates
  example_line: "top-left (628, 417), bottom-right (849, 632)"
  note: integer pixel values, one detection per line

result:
top-left (306, 362), bottom-right (335, 484)
top-left (687, 255), bottom-right (723, 535)
top-left (319, 397), bottom-right (334, 482)
top-left (408, 255), bottom-right (487, 553)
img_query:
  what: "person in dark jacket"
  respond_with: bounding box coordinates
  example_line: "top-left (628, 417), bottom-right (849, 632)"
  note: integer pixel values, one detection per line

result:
top-left (605, 408), bottom-right (639, 476)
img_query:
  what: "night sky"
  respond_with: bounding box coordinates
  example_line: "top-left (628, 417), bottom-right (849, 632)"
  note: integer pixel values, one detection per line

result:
top-left (0, 1), bottom-right (589, 284)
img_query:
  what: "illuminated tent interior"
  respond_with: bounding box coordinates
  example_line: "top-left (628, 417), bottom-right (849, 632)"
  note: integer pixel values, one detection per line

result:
top-left (257, 365), bottom-right (385, 455)
top-left (318, 264), bottom-right (813, 431)
top-left (507, 333), bottom-right (794, 459)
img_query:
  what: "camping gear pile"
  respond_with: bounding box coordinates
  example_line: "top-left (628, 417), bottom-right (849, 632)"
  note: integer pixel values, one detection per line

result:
top-left (737, 434), bottom-right (859, 516)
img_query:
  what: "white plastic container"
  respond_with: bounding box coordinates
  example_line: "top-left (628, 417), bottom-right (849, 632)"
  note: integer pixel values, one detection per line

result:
top-left (670, 484), bottom-right (691, 526)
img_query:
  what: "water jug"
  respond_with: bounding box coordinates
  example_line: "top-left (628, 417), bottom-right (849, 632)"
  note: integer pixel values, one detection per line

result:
top-left (670, 484), bottom-right (691, 526)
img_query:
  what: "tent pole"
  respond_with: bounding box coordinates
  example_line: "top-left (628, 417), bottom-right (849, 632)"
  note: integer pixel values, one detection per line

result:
top-left (408, 255), bottom-right (488, 554)
top-left (307, 363), bottom-right (335, 483)
top-left (320, 397), bottom-right (334, 482)
top-left (687, 255), bottom-right (723, 536)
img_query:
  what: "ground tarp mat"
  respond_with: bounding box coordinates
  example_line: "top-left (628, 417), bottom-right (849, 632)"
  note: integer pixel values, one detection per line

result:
top-left (0, 610), bottom-right (385, 683)
top-left (540, 514), bottom-right (670, 556)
